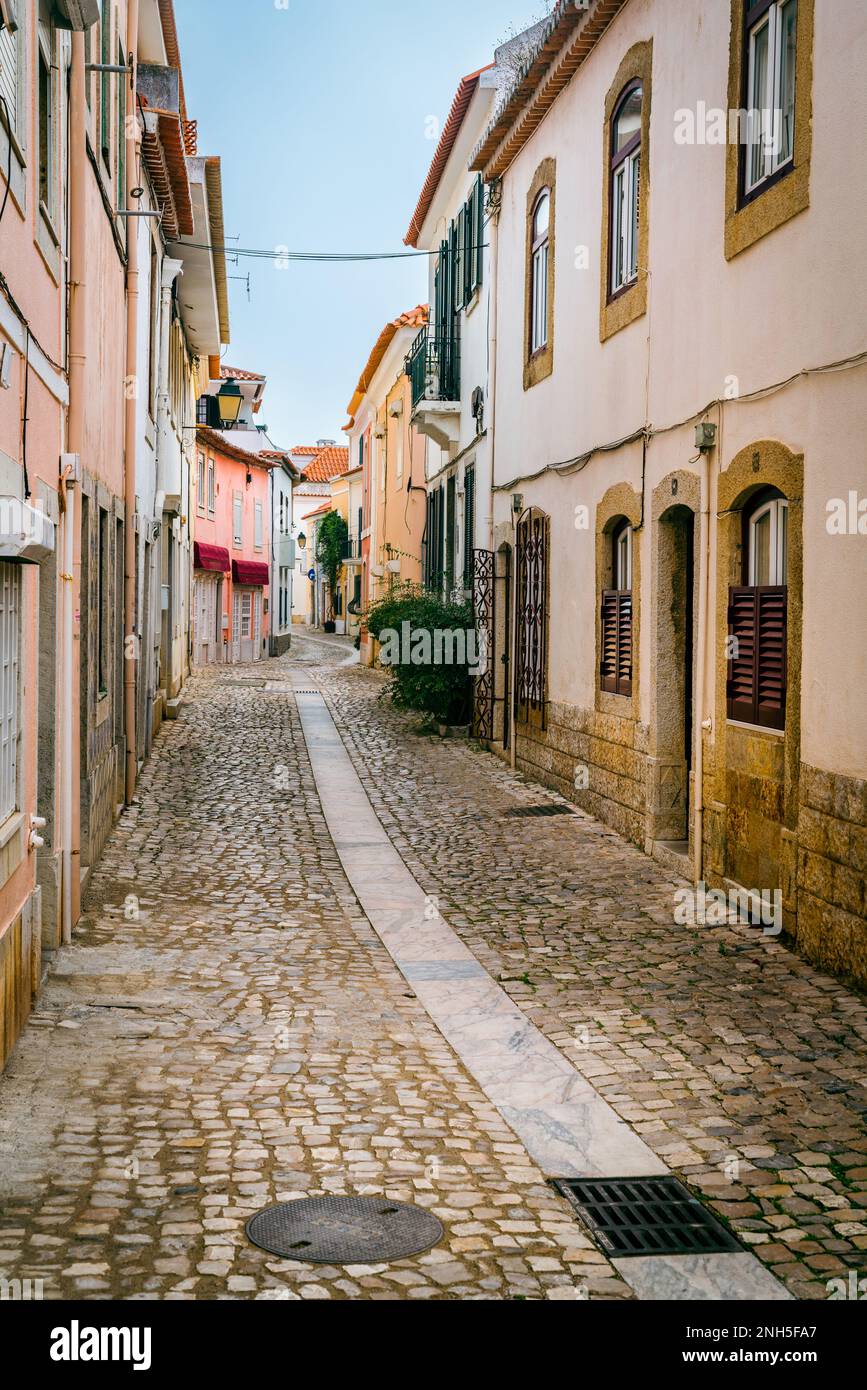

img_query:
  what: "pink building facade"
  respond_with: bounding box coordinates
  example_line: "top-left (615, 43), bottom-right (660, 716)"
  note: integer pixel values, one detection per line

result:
top-left (193, 369), bottom-right (282, 665)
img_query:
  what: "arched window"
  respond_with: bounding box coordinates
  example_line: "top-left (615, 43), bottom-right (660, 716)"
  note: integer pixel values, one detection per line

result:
top-left (747, 493), bottom-right (788, 586)
top-left (728, 488), bottom-right (789, 730)
top-left (610, 83), bottom-right (643, 294)
top-left (530, 189), bottom-right (550, 353)
top-left (613, 519), bottom-right (633, 591)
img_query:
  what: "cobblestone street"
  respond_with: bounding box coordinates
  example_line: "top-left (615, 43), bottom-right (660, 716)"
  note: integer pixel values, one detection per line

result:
top-left (0, 635), bottom-right (865, 1302)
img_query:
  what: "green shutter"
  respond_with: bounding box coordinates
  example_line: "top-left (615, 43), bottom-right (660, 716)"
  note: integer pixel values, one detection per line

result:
top-left (476, 175), bottom-right (485, 290)
top-left (100, 1), bottom-right (111, 163)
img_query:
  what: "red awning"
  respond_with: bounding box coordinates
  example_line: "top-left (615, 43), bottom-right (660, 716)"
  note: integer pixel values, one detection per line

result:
top-left (194, 542), bottom-right (230, 573)
top-left (232, 559), bottom-right (270, 587)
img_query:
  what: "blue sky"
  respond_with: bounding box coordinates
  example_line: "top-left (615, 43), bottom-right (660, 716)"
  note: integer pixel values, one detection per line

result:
top-left (174, 0), bottom-right (550, 447)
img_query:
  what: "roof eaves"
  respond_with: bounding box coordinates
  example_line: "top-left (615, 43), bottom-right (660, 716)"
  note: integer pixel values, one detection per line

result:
top-left (204, 157), bottom-right (231, 345)
top-left (404, 66), bottom-right (493, 248)
top-left (470, 0), bottom-right (624, 180)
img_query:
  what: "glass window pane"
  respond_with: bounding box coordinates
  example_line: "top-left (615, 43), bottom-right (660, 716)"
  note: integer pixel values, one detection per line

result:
top-left (779, 502), bottom-right (788, 585)
top-left (613, 167), bottom-right (625, 288)
top-left (752, 510), bottom-right (771, 586)
top-left (614, 86), bottom-right (642, 153)
top-left (630, 153), bottom-right (641, 281)
top-left (749, 19), bottom-right (770, 187)
top-left (777, 0), bottom-right (798, 166)
top-left (533, 191), bottom-right (550, 242)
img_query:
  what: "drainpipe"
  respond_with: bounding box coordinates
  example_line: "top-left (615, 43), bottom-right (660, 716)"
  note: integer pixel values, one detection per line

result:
top-left (486, 198), bottom-right (498, 554)
top-left (60, 463), bottom-right (76, 946)
top-left (123, 0), bottom-right (140, 805)
top-left (65, 32), bottom-right (87, 939)
top-left (693, 444), bottom-right (714, 885)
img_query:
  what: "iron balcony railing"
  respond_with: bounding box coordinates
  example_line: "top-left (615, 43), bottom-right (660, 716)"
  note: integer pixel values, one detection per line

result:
top-left (407, 327), bottom-right (460, 409)
top-left (341, 535), bottom-right (362, 562)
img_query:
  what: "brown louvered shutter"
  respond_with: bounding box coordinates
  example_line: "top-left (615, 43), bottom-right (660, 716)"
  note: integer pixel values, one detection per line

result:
top-left (601, 591), bottom-right (619, 693)
top-left (727, 585), bottom-right (787, 729)
top-left (756, 586), bottom-right (787, 730)
top-left (727, 586), bottom-right (758, 724)
top-left (617, 592), bottom-right (633, 696)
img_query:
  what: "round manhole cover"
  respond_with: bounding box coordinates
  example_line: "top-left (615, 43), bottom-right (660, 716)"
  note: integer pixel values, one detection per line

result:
top-left (246, 1197), bottom-right (444, 1264)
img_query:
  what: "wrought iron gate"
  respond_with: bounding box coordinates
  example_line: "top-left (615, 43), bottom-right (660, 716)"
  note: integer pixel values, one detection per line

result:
top-left (472, 548), bottom-right (495, 740)
top-left (516, 510), bottom-right (549, 729)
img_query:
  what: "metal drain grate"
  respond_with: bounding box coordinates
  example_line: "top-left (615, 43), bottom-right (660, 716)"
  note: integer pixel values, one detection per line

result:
top-left (504, 804), bottom-right (575, 819)
top-left (246, 1197), bottom-right (444, 1264)
top-left (552, 1177), bottom-right (742, 1258)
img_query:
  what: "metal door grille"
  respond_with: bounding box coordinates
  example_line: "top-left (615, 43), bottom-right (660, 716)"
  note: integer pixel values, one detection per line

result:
top-left (553, 1177), bottom-right (743, 1258)
top-left (516, 510), bottom-right (549, 728)
top-left (472, 548), bottom-right (494, 741)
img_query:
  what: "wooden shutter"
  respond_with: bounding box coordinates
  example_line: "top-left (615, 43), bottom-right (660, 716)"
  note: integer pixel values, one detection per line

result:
top-left (727, 585), bottom-right (787, 729)
top-left (617, 592), bottom-right (633, 696)
top-left (601, 591), bottom-right (632, 697)
top-left (756, 586), bottom-right (787, 729)
top-left (454, 213), bottom-right (465, 312)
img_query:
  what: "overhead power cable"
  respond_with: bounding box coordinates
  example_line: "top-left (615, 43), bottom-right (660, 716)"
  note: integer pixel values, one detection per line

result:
top-left (173, 240), bottom-right (486, 263)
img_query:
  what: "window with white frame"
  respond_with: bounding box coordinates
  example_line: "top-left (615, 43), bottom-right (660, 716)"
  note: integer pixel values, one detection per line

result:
top-left (254, 499), bottom-right (263, 551)
top-left (748, 494), bottom-right (788, 586)
top-left (530, 189), bottom-right (550, 353)
top-left (233, 492), bottom-right (243, 548)
top-left (207, 459), bottom-right (215, 516)
top-left (0, 562), bottom-right (20, 826)
top-left (744, 0), bottom-right (798, 196)
top-left (610, 83), bottom-right (643, 294)
top-left (240, 591), bottom-right (252, 639)
top-left (197, 453), bottom-right (206, 516)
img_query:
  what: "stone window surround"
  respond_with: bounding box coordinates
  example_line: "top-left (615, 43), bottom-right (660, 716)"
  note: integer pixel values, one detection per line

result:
top-left (724, 0), bottom-right (814, 260)
top-left (596, 481), bottom-right (642, 720)
top-left (712, 439), bottom-right (804, 905)
top-left (600, 41), bottom-right (653, 343)
top-left (523, 158), bottom-right (556, 391)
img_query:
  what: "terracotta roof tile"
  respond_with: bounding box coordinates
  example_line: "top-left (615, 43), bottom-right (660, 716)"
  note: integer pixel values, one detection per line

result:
top-left (219, 366), bottom-right (264, 382)
top-left (405, 66), bottom-right (494, 247)
top-left (345, 305), bottom-right (429, 420)
top-left (302, 447), bottom-right (350, 483)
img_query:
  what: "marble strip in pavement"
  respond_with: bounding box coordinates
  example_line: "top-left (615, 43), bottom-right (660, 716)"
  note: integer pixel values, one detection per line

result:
top-left (294, 687), bottom-right (792, 1301)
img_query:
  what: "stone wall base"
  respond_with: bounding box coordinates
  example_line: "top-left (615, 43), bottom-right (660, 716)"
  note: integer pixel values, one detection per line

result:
top-left (0, 890), bottom-right (42, 1071)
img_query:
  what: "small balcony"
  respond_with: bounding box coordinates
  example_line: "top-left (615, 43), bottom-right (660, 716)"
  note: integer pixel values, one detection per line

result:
top-left (341, 535), bottom-right (362, 564)
top-left (406, 328), bottom-right (462, 453)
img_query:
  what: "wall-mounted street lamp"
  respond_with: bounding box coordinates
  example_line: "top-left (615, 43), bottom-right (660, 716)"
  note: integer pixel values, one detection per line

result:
top-left (297, 532), bottom-right (307, 551)
top-left (216, 377), bottom-right (243, 428)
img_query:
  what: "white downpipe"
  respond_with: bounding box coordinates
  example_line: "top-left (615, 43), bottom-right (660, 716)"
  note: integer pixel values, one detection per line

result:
top-left (61, 474), bottom-right (75, 946)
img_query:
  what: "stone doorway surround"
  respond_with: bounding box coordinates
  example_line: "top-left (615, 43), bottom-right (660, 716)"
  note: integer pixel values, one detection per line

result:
top-left (646, 472), bottom-right (701, 857)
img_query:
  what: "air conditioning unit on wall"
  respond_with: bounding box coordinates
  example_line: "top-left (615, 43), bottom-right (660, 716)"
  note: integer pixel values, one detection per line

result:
top-left (51, 0), bottom-right (101, 31)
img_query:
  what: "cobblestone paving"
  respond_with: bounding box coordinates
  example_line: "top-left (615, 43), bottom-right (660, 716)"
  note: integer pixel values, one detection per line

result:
top-left (0, 646), bottom-right (625, 1302)
top-left (315, 651), bottom-right (867, 1303)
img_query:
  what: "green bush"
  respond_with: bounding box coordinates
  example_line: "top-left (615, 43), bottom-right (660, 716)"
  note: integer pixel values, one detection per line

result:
top-left (366, 583), bottom-right (476, 726)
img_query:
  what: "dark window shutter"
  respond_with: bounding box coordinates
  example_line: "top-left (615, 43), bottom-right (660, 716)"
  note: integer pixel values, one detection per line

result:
top-left (601, 591), bottom-right (619, 693)
top-left (727, 585), bottom-right (787, 730)
top-left (476, 176), bottom-right (485, 290)
top-left (617, 592), bottom-right (633, 696)
top-left (756, 586), bottom-right (787, 729)
top-left (454, 214), bottom-right (465, 312)
top-left (727, 586), bottom-right (758, 723)
top-left (463, 468), bottom-right (475, 587)
top-left (601, 591), bottom-right (633, 697)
